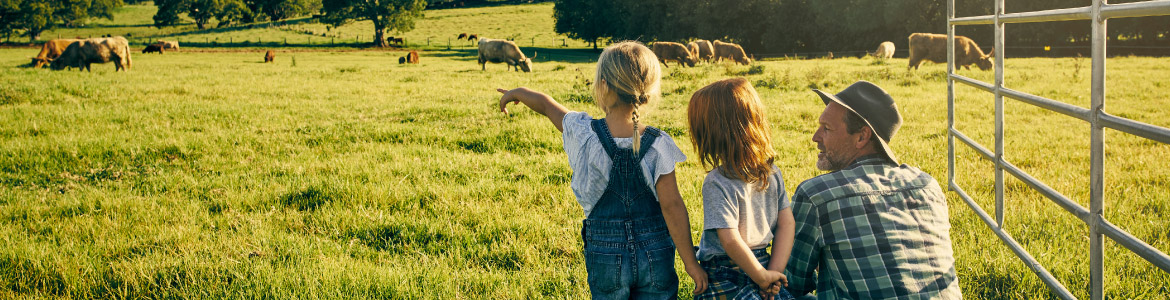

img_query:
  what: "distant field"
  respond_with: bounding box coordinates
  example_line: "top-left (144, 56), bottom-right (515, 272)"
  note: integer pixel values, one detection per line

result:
top-left (30, 2), bottom-right (583, 50)
top-left (2, 3), bottom-right (1169, 300)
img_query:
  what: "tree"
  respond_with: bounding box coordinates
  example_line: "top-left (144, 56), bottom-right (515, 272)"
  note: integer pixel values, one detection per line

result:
top-left (215, 0), bottom-right (251, 27)
top-left (153, 0), bottom-right (185, 27)
top-left (255, 0), bottom-right (320, 22)
top-left (320, 0), bottom-right (426, 47)
top-left (553, 0), bottom-right (617, 49)
top-left (187, 0), bottom-right (218, 29)
top-left (0, 0), bottom-right (122, 42)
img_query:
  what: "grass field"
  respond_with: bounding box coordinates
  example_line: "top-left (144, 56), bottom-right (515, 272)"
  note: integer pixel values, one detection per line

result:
top-left (2, 3), bottom-right (1169, 299)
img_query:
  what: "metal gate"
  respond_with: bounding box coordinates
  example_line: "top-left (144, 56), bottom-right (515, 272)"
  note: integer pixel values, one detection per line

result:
top-left (946, 0), bottom-right (1170, 299)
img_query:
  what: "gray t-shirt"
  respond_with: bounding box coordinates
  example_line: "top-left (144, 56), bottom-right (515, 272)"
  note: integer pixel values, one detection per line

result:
top-left (697, 165), bottom-right (790, 261)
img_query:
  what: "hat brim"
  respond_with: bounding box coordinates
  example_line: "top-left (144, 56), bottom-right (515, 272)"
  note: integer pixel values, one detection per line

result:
top-left (812, 89), bottom-right (900, 165)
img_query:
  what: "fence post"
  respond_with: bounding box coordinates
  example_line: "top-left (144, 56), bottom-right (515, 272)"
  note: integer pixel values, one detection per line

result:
top-left (1089, 0), bottom-right (1106, 299)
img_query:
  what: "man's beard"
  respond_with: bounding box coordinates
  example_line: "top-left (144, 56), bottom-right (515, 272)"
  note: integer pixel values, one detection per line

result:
top-left (816, 150), bottom-right (850, 171)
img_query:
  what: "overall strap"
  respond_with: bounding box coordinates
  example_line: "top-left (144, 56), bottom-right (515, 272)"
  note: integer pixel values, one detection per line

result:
top-left (590, 119), bottom-right (621, 159)
top-left (591, 119), bottom-right (663, 163)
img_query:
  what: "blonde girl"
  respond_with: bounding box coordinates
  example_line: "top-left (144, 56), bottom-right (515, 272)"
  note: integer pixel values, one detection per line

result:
top-left (687, 78), bottom-right (795, 300)
top-left (497, 41), bottom-right (707, 298)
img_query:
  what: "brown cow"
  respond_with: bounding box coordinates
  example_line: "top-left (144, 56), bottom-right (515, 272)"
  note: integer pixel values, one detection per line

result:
top-left (156, 40), bottom-right (180, 51)
top-left (694, 39), bottom-right (715, 63)
top-left (30, 39), bottom-right (82, 68)
top-left (712, 40), bottom-right (751, 65)
top-left (264, 50), bottom-right (275, 63)
top-left (871, 41), bottom-right (895, 59)
top-left (51, 37), bottom-right (132, 71)
top-left (478, 38), bottom-right (535, 72)
top-left (651, 42), bottom-right (697, 67)
top-left (467, 34), bottom-right (478, 41)
top-left (458, 33), bottom-right (468, 40)
top-left (687, 42), bottom-right (699, 59)
top-left (908, 33), bottom-right (993, 71)
top-left (407, 51), bottom-right (419, 64)
top-left (142, 44), bottom-right (164, 54)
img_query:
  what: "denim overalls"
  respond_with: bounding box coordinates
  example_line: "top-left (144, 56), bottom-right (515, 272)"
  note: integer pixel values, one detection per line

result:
top-left (581, 119), bottom-right (679, 299)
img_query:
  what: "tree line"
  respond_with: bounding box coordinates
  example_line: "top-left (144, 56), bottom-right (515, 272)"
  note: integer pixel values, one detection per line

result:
top-left (554, 0), bottom-right (1170, 56)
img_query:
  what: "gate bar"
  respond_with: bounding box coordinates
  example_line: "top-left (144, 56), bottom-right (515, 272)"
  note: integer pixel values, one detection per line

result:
top-left (951, 183), bottom-right (1077, 300)
top-left (1098, 113), bottom-right (1170, 144)
top-left (1099, 219), bottom-right (1170, 273)
top-left (951, 0), bottom-right (1170, 25)
top-left (951, 127), bottom-right (1092, 224)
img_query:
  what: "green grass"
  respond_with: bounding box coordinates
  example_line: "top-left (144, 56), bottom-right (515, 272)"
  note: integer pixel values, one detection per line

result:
top-left (2, 3), bottom-right (1169, 299)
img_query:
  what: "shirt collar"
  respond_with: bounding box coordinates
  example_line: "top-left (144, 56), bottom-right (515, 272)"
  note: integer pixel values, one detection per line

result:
top-left (847, 153), bottom-right (894, 169)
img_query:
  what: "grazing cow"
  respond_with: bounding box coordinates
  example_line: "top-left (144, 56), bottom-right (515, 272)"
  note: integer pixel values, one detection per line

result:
top-left (30, 39), bottom-right (82, 68)
top-left (687, 42), bottom-right (699, 58)
top-left (712, 40), bottom-right (751, 65)
top-left (458, 33), bottom-right (468, 40)
top-left (651, 41), bottom-right (697, 67)
top-left (157, 40), bottom-right (180, 51)
top-left (407, 51), bottom-right (419, 64)
top-left (467, 34), bottom-right (478, 41)
top-left (264, 50), bottom-right (275, 63)
top-left (51, 37), bottom-right (132, 71)
top-left (694, 39), bottom-right (715, 62)
top-left (908, 33), bottom-right (993, 71)
top-left (142, 44), bottom-right (165, 54)
top-left (477, 38), bottom-right (535, 72)
top-left (399, 56), bottom-right (407, 64)
top-left (871, 41), bottom-right (895, 59)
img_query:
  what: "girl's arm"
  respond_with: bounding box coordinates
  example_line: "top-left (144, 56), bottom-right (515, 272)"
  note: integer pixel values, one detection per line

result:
top-left (497, 87), bottom-right (569, 132)
top-left (767, 207), bottom-right (795, 273)
top-left (656, 171), bottom-right (708, 295)
top-left (716, 228), bottom-right (785, 290)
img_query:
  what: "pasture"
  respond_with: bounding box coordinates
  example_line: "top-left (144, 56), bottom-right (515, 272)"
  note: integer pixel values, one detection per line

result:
top-left (3, 2), bottom-right (1170, 299)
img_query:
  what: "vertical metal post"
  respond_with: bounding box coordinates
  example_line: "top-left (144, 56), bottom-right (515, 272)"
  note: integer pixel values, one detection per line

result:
top-left (1089, 0), bottom-right (1107, 299)
top-left (994, 0), bottom-right (1006, 227)
top-left (947, 0), bottom-right (956, 190)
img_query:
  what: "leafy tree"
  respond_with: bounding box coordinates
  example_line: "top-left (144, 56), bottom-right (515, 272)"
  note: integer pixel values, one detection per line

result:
top-left (553, 0), bottom-right (617, 49)
top-left (0, 0), bottom-right (122, 42)
top-left (320, 0), bottom-right (426, 47)
top-left (153, 0), bottom-right (185, 27)
top-left (187, 0), bottom-right (218, 29)
top-left (215, 0), bottom-right (251, 27)
top-left (254, 0), bottom-right (319, 22)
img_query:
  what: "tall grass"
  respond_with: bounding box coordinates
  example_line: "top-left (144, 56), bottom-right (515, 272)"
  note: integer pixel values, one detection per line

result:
top-left (2, 3), bottom-right (1169, 299)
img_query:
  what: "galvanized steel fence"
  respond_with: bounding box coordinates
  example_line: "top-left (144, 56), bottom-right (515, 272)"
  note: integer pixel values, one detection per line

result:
top-left (946, 0), bottom-right (1170, 299)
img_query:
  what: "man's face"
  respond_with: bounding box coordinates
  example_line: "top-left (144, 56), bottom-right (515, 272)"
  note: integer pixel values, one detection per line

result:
top-left (812, 102), bottom-right (863, 171)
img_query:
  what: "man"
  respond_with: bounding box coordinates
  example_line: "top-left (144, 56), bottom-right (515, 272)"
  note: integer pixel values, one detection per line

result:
top-left (784, 81), bottom-right (962, 299)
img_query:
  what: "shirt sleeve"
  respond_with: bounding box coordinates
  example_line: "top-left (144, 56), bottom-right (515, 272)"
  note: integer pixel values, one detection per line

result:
top-left (702, 177), bottom-right (738, 230)
top-left (561, 111), bottom-right (593, 166)
top-left (784, 186), bottom-right (821, 297)
top-left (647, 132), bottom-right (687, 186)
top-left (775, 169), bottom-right (791, 211)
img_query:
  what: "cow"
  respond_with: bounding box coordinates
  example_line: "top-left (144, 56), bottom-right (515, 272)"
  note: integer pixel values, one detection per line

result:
top-left (712, 40), bottom-right (751, 65)
top-left (399, 56), bottom-right (407, 64)
top-left (458, 33), bottom-right (468, 40)
top-left (143, 44), bottom-right (164, 54)
top-left (908, 33), bottom-right (993, 71)
top-left (687, 42), bottom-right (699, 58)
top-left (871, 41), bottom-right (895, 59)
top-left (694, 39), bottom-right (715, 63)
top-left (407, 51), bottom-right (419, 64)
top-left (264, 50), bottom-right (275, 63)
top-left (50, 37), bottom-right (132, 71)
top-left (467, 34), bottom-right (478, 41)
top-left (157, 40), bottom-right (180, 51)
top-left (651, 41), bottom-right (697, 67)
top-left (477, 38), bottom-right (535, 72)
top-left (30, 39), bottom-right (82, 68)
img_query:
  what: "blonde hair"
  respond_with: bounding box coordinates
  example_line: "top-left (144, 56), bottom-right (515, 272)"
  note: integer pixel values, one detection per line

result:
top-left (593, 41), bottom-right (662, 153)
top-left (687, 78), bottom-right (776, 189)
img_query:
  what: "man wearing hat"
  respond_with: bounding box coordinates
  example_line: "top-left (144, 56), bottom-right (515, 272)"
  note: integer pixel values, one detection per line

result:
top-left (783, 81), bottom-right (962, 299)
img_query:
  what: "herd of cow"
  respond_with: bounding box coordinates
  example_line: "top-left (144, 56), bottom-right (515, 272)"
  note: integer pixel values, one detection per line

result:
top-left (25, 32), bottom-right (994, 73)
top-left (473, 32), bottom-right (995, 73)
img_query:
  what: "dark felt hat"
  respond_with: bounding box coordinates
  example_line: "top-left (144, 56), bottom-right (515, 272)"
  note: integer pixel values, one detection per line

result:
top-left (812, 80), bottom-right (902, 164)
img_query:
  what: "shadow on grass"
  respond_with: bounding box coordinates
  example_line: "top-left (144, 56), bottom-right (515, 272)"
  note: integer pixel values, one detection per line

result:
top-left (426, 47), bottom-right (599, 64)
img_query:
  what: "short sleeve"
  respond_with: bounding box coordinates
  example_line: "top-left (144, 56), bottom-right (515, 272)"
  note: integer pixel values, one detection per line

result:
top-left (774, 169), bottom-right (791, 211)
top-left (561, 111), bottom-right (594, 165)
top-left (702, 177), bottom-right (738, 230)
top-left (643, 132), bottom-right (687, 192)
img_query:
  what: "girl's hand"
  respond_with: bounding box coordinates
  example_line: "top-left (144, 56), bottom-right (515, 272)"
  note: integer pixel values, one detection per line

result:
top-left (753, 269), bottom-right (786, 291)
top-left (497, 88), bottom-right (524, 115)
top-left (684, 263), bottom-right (708, 295)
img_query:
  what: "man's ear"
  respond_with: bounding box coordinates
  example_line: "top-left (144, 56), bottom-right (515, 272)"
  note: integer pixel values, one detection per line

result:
top-left (854, 126), bottom-right (873, 150)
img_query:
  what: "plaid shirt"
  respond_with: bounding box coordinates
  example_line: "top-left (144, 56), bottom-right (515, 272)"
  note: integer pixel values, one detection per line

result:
top-left (784, 154), bottom-right (962, 299)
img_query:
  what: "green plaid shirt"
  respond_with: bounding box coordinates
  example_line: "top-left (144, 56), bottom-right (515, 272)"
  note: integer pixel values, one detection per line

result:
top-left (784, 154), bottom-right (962, 299)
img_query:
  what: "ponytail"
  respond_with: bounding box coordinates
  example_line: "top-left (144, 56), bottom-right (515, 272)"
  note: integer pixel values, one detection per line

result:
top-left (631, 98), bottom-right (642, 154)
